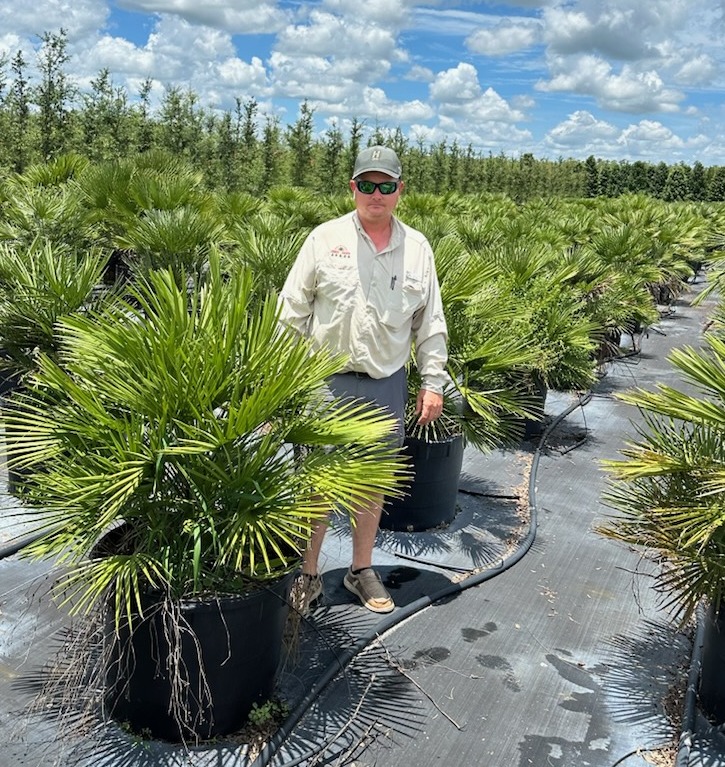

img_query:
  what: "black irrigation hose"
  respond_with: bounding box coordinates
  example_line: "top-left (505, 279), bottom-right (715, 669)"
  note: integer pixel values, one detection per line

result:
top-left (252, 392), bottom-right (593, 767)
top-left (0, 528), bottom-right (48, 560)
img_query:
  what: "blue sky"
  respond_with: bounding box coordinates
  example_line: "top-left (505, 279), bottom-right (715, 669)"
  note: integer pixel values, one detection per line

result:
top-left (1, 0), bottom-right (724, 165)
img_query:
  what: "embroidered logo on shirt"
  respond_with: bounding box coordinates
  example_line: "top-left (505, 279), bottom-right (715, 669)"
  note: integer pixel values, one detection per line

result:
top-left (330, 245), bottom-right (351, 258)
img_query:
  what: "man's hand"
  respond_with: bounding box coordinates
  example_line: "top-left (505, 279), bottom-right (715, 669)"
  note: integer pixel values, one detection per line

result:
top-left (415, 388), bottom-right (444, 426)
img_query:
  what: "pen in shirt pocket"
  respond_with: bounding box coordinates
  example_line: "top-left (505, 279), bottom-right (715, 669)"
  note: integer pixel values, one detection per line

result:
top-left (390, 275), bottom-right (397, 290)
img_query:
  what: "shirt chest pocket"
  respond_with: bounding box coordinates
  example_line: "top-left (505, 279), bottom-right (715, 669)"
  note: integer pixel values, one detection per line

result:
top-left (380, 275), bottom-right (425, 330)
top-left (316, 262), bottom-right (357, 304)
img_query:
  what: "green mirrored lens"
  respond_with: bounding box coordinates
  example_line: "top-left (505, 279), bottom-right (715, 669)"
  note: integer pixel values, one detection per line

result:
top-left (378, 182), bottom-right (398, 194)
top-left (355, 180), bottom-right (399, 195)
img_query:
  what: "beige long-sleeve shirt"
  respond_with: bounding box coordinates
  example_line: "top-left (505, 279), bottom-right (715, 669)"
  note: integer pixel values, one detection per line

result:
top-left (279, 211), bottom-right (449, 394)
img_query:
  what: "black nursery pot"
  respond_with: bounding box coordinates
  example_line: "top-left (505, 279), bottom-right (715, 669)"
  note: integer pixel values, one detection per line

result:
top-left (105, 572), bottom-right (295, 743)
top-left (699, 602), bottom-right (725, 725)
top-left (520, 374), bottom-right (548, 440)
top-left (380, 433), bottom-right (464, 532)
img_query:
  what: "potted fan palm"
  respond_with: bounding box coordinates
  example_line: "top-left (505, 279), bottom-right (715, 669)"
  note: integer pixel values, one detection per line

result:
top-left (598, 333), bottom-right (725, 724)
top-left (3, 254), bottom-right (405, 744)
top-left (0, 240), bottom-right (109, 386)
top-left (379, 234), bottom-right (538, 532)
top-left (0, 239), bottom-right (110, 494)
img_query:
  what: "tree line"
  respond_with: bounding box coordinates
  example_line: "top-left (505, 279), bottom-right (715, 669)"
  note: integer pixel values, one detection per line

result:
top-left (1, 30), bottom-right (724, 203)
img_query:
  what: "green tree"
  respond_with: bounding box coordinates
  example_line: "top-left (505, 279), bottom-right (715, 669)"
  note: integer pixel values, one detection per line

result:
top-left (662, 163), bottom-right (691, 202)
top-left (35, 29), bottom-right (76, 161)
top-left (158, 87), bottom-right (204, 160)
top-left (708, 167), bottom-right (725, 202)
top-left (5, 51), bottom-right (32, 172)
top-left (459, 144), bottom-right (478, 194)
top-left (0, 52), bottom-right (6, 101)
top-left (133, 78), bottom-right (154, 154)
top-left (369, 121), bottom-right (387, 146)
top-left (389, 127), bottom-right (408, 161)
top-left (448, 140), bottom-right (462, 192)
top-left (598, 160), bottom-right (626, 197)
top-left (212, 111), bottom-right (239, 190)
top-left (690, 160), bottom-right (707, 201)
top-left (404, 135), bottom-right (428, 192)
top-left (429, 140), bottom-right (449, 195)
top-left (651, 162), bottom-right (669, 198)
top-left (0, 53), bottom-right (7, 167)
top-left (286, 101), bottom-right (315, 187)
top-left (511, 152), bottom-right (537, 202)
top-left (484, 152), bottom-right (510, 196)
top-left (320, 120), bottom-right (345, 191)
top-left (238, 98), bottom-right (260, 193)
top-left (629, 161), bottom-right (651, 195)
top-left (260, 115), bottom-right (282, 191)
top-left (317, 121), bottom-right (350, 193)
top-left (345, 117), bottom-right (365, 179)
top-left (82, 69), bottom-right (132, 163)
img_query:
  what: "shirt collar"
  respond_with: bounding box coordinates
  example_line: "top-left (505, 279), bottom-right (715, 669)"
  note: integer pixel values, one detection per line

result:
top-left (352, 211), bottom-right (403, 248)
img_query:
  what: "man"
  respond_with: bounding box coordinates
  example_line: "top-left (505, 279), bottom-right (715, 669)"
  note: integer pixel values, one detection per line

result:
top-left (279, 145), bottom-right (448, 613)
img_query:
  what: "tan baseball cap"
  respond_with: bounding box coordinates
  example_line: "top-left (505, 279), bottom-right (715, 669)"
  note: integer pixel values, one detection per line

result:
top-left (352, 145), bottom-right (402, 179)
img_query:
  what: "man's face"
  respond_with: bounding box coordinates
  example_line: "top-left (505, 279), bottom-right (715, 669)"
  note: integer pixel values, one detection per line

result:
top-left (350, 171), bottom-right (404, 225)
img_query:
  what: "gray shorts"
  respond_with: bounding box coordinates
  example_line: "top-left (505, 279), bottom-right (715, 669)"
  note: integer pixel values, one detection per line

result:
top-left (325, 367), bottom-right (407, 447)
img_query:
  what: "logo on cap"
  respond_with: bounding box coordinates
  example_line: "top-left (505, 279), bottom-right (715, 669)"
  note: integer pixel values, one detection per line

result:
top-left (372, 150), bottom-right (382, 160)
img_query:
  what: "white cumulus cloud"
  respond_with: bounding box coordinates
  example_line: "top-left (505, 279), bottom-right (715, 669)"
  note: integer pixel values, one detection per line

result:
top-left (539, 54), bottom-right (685, 113)
top-left (430, 62), bottom-right (482, 102)
top-left (114, 0), bottom-right (288, 35)
top-left (466, 19), bottom-right (541, 56)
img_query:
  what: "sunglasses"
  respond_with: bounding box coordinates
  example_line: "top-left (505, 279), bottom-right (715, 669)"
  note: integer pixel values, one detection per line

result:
top-left (355, 179), bottom-right (400, 195)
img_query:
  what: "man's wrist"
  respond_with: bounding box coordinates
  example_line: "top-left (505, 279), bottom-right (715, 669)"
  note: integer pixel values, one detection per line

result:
top-left (420, 379), bottom-right (445, 395)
